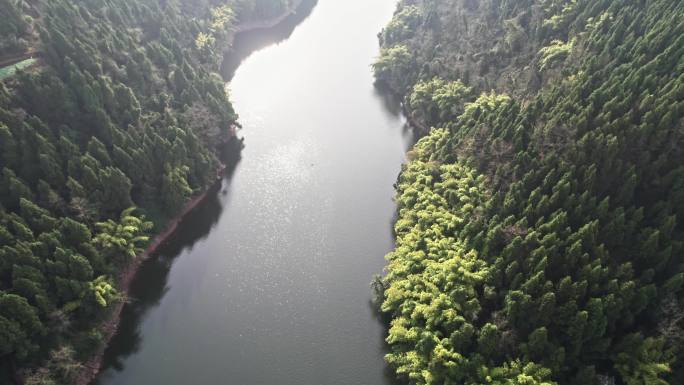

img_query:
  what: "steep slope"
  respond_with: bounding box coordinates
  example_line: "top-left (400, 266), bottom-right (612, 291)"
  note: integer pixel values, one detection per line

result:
top-left (374, 1), bottom-right (684, 384)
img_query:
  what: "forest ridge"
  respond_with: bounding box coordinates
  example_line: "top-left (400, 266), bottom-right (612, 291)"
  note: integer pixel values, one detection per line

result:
top-left (373, 0), bottom-right (684, 384)
top-left (0, 0), bottom-right (293, 383)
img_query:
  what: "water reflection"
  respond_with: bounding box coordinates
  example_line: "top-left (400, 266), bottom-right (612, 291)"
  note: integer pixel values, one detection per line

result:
top-left (96, 145), bottom-right (242, 378)
top-left (372, 81), bottom-right (421, 145)
top-left (372, 82), bottom-right (402, 118)
top-left (221, 0), bottom-right (319, 80)
top-left (97, 6), bottom-right (321, 379)
top-left (95, 1), bottom-right (413, 383)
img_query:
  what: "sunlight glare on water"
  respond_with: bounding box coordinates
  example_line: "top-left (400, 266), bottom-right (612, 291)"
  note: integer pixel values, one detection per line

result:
top-left (96, 1), bottom-right (412, 384)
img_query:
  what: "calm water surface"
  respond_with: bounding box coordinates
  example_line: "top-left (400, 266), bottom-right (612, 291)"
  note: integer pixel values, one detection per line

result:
top-left (96, 0), bottom-right (412, 384)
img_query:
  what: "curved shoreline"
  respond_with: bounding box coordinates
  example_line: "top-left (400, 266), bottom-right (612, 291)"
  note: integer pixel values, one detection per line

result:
top-left (73, 164), bottom-right (227, 385)
top-left (376, 80), bottom-right (429, 135)
top-left (220, 0), bottom-right (304, 57)
top-left (234, 0), bottom-right (304, 33)
top-left (72, 5), bottom-right (305, 384)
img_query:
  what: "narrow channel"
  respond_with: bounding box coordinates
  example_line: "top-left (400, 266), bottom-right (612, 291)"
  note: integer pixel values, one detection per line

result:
top-left (95, 1), bottom-right (412, 384)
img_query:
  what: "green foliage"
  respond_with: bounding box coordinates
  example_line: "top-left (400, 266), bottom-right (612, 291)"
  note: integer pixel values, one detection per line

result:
top-left (0, 293), bottom-right (43, 359)
top-left (380, 5), bottom-right (422, 46)
top-left (408, 78), bottom-right (473, 128)
top-left (22, 345), bottom-right (84, 385)
top-left (373, 44), bottom-right (415, 93)
top-left (613, 335), bottom-right (672, 385)
top-left (0, 0), bottom-right (287, 381)
top-left (87, 276), bottom-right (119, 309)
top-left (93, 207), bottom-right (152, 266)
top-left (0, 0), bottom-right (31, 55)
top-left (162, 166), bottom-right (194, 213)
top-left (538, 40), bottom-right (573, 71)
top-left (195, 5), bottom-right (235, 61)
top-left (377, 0), bottom-right (684, 384)
top-left (0, 58), bottom-right (37, 81)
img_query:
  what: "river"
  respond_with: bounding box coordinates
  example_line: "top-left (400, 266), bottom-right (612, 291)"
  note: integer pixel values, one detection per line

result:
top-left (95, 1), bottom-right (412, 384)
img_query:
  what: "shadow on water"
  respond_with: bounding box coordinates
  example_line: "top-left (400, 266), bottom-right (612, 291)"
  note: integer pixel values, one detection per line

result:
top-left (95, 4), bottom-right (320, 377)
top-left (367, 299), bottom-right (407, 385)
top-left (96, 3), bottom-right (319, 380)
top-left (372, 81), bottom-right (403, 118)
top-left (372, 80), bottom-right (421, 144)
top-left (372, 81), bottom-right (421, 241)
top-left (221, 0), bottom-right (319, 80)
top-left (372, 78), bottom-right (421, 385)
top-left (95, 1), bottom-right (414, 382)
top-left (96, 143), bottom-right (242, 377)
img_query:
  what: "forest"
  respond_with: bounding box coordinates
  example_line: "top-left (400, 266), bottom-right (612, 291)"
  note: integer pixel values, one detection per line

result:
top-left (0, 0), bottom-right (293, 383)
top-left (373, 0), bottom-right (684, 384)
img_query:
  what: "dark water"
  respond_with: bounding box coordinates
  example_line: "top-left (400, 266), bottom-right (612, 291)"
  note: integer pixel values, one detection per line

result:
top-left (96, 1), bottom-right (412, 384)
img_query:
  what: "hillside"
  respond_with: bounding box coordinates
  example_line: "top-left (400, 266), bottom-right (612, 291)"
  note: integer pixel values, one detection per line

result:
top-left (0, 0), bottom-right (293, 383)
top-left (374, 0), bottom-right (684, 384)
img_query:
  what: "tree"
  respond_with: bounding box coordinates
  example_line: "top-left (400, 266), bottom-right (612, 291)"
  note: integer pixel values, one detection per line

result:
top-left (0, 293), bottom-right (43, 359)
top-left (614, 335), bottom-right (672, 385)
top-left (58, 218), bottom-right (91, 248)
top-left (1, 168), bottom-right (33, 209)
top-left (93, 207), bottom-right (152, 265)
top-left (161, 166), bottom-right (193, 213)
top-left (97, 167), bottom-right (133, 216)
top-left (409, 78), bottom-right (473, 127)
top-left (0, 0), bottom-right (247, 378)
top-left (375, 0), bottom-right (684, 383)
top-left (372, 45), bottom-right (415, 93)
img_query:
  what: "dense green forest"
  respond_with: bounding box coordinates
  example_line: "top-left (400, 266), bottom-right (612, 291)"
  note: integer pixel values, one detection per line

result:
top-left (0, 0), bottom-right (292, 383)
top-left (374, 0), bottom-right (684, 384)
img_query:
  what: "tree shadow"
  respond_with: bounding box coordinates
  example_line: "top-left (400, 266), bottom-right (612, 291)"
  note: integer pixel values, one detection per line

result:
top-left (94, 3), bottom-right (319, 378)
top-left (372, 81), bottom-right (403, 118)
top-left (221, 0), bottom-right (319, 80)
top-left (96, 141), bottom-right (242, 376)
top-left (366, 299), bottom-right (407, 385)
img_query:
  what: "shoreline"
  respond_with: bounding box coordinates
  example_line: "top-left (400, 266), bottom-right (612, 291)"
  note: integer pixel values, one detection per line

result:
top-left (375, 79), bottom-right (430, 135)
top-left (71, 4), bottom-right (305, 384)
top-left (234, 0), bottom-right (304, 33)
top-left (219, 0), bottom-right (304, 61)
top-left (73, 164), bottom-right (227, 385)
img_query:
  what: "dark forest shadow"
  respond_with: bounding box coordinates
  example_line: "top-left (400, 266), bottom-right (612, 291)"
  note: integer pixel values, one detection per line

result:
top-left (221, 0), bottom-right (319, 80)
top-left (372, 81), bottom-right (403, 118)
top-left (96, 141), bottom-right (242, 377)
top-left (95, 4), bottom-right (319, 378)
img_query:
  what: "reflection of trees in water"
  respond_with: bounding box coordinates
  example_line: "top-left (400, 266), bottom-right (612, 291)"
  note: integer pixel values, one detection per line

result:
top-left (97, 3), bottom-right (321, 374)
top-left (96, 144), bottom-right (242, 376)
top-left (373, 80), bottom-right (421, 144)
top-left (373, 81), bottom-right (420, 239)
top-left (221, 0), bottom-right (319, 80)
top-left (373, 81), bottom-right (403, 118)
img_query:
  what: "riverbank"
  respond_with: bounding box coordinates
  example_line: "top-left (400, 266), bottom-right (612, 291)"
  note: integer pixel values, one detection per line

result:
top-left (220, 0), bottom-right (304, 61)
top-left (73, 164), bottom-right (227, 385)
top-left (71, 5), bottom-right (306, 384)
top-left (235, 0), bottom-right (304, 33)
top-left (375, 80), bottom-right (429, 135)
top-left (87, 0), bottom-right (410, 383)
